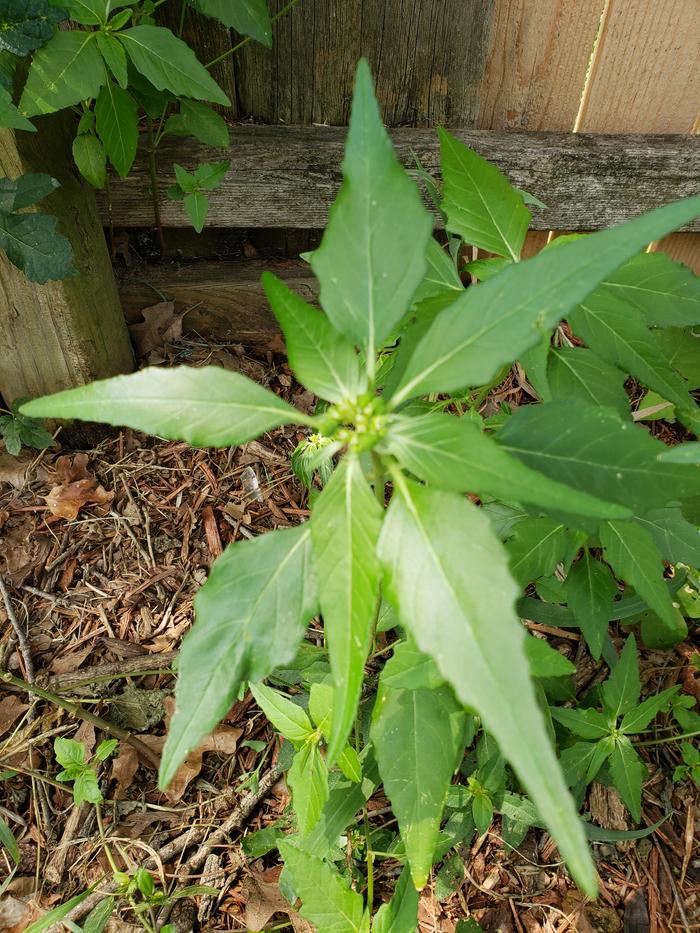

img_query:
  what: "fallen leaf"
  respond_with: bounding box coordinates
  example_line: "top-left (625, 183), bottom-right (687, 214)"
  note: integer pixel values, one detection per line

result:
top-left (0, 695), bottom-right (29, 735)
top-left (129, 302), bottom-right (183, 357)
top-left (44, 478), bottom-right (113, 520)
top-left (244, 870), bottom-right (312, 933)
top-left (111, 744), bottom-right (141, 800)
top-left (0, 451), bottom-right (48, 489)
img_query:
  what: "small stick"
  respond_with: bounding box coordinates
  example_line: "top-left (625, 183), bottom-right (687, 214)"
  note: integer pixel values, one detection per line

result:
top-left (38, 651), bottom-right (177, 693)
top-left (0, 573), bottom-right (35, 682)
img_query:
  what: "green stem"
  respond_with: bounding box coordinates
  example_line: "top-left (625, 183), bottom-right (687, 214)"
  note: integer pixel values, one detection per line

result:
top-left (145, 116), bottom-right (166, 256)
top-left (363, 805), bottom-right (375, 910)
top-left (205, 0), bottom-right (301, 69)
top-left (0, 672), bottom-right (161, 770)
top-left (636, 729), bottom-right (700, 747)
top-left (96, 804), bottom-right (120, 876)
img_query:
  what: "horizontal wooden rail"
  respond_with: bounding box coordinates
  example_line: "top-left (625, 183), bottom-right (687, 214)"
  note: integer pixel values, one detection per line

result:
top-left (100, 126), bottom-right (700, 231)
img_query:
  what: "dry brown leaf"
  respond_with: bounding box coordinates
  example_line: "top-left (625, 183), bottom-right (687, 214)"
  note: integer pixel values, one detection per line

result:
top-left (0, 451), bottom-right (48, 489)
top-left (111, 744), bottom-right (141, 800)
top-left (44, 478), bottom-right (114, 520)
top-left (49, 643), bottom-right (93, 675)
top-left (244, 871), bottom-right (312, 933)
top-left (0, 695), bottom-right (29, 735)
top-left (129, 302), bottom-right (183, 357)
top-left (0, 895), bottom-right (34, 933)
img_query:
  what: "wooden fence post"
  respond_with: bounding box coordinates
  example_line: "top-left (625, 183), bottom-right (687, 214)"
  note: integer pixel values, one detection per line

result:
top-left (0, 115), bottom-right (134, 444)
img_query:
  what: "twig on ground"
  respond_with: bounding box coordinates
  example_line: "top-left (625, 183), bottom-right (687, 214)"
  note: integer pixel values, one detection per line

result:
top-left (0, 572), bottom-right (35, 682)
top-left (37, 651), bottom-right (177, 693)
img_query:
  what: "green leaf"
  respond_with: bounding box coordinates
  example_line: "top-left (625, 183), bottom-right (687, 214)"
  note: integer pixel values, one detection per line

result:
top-left (178, 100), bottom-right (229, 147)
top-left (658, 442), bottom-right (700, 464)
top-left (564, 552), bottom-right (618, 660)
top-left (193, 160), bottom-right (229, 189)
top-left (73, 770), bottom-right (102, 805)
top-left (159, 524), bottom-right (317, 788)
top-left (23, 887), bottom-right (96, 933)
top-left (173, 163), bottom-right (196, 192)
top-left (310, 59), bottom-right (432, 365)
top-left (95, 81), bottom-right (138, 177)
top-left (0, 815), bottom-right (18, 864)
top-left (620, 685), bottom-right (680, 735)
top-left (390, 195), bottom-right (700, 404)
top-left (189, 0), bottom-right (272, 47)
top-left (654, 327), bottom-right (700, 389)
top-left (569, 294), bottom-right (697, 412)
top-left (94, 738), bottom-right (118, 761)
top-left (0, 86), bottom-right (36, 132)
top-left (379, 639), bottom-right (445, 691)
top-left (472, 792), bottom-right (494, 835)
top-left (498, 401), bottom-right (700, 512)
top-left (411, 237), bottom-right (463, 306)
top-left (337, 745), bottom-right (362, 782)
top-left (19, 32), bottom-right (106, 116)
top-left (262, 272), bottom-right (365, 403)
top-left (558, 740), bottom-right (610, 787)
top-left (0, 210), bottom-right (75, 283)
top-left (380, 413), bottom-right (630, 520)
top-left (118, 26), bottom-right (230, 105)
top-left (601, 636), bottom-right (640, 721)
top-left (550, 707), bottom-right (611, 740)
top-left (311, 455), bottom-right (383, 762)
top-left (439, 129), bottom-right (530, 261)
top-left (0, 173), bottom-right (58, 210)
top-left (371, 674), bottom-right (465, 889)
top-left (600, 523), bottom-right (686, 645)
top-left (72, 133), bottom-right (106, 188)
top-left (0, 415), bottom-right (21, 455)
top-left (96, 32), bottom-right (128, 88)
top-left (21, 366), bottom-right (311, 447)
top-left (377, 478), bottom-right (597, 896)
top-left (61, 0), bottom-right (107, 25)
top-left (279, 840), bottom-right (366, 932)
top-left (525, 636), bottom-right (576, 678)
top-left (599, 251), bottom-right (700, 328)
top-left (82, 897), bottom-right (114, 933)
top-left (463, 257), bottom-right (510, 282)
top-left (609, 737), bottom-right (646, 822)
top-left (0, 0), bottom-right (66, 56)
top-left (634, 507), bottom-right (700, 566)
top-left (372, 865), bottom-right (419, 933)
top-left (249, 682), bottom-right (313, 744)
top-left (547, 347), bottom-right (629, 417)
top-left (184, 190), bottom-right (208, 232)
top-left (504, 518), bottom-right (567, 587)
top-left (287, 743), bottom-right (329, 835)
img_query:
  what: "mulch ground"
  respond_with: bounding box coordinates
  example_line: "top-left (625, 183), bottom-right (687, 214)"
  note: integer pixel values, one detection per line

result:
top-left (0, 334), bottom-right (698, 933)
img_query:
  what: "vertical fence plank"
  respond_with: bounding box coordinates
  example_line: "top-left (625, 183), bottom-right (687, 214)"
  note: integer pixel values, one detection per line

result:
top-left (573, 0), bottom-right (700, 271)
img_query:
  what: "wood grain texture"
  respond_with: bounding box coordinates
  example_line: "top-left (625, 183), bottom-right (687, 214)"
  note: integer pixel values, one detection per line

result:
top-left (233, 0), bottom-right (493, 126)
top-left (573, 0), bottom-right (700, 271)
top-left (0, 117), bottom-right (134, 435)
top-left (474, 0), bottom-right (604, 131)
top-left (98, 127), bottom-right (700, 231)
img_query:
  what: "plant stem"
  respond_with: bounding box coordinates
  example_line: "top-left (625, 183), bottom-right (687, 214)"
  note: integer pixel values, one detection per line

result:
top-left (96, 804), bottom-right (120, 876)
top-left (205, 0), bottom-right (301, 69)
top-left (363, 804), bottom-right (375, 910)
top-left (0, 672), bottom-right (161, 769)
top-left (637, 729), bottom-right (700, 747)
top-left (145, 116), bottom-right (166, 257)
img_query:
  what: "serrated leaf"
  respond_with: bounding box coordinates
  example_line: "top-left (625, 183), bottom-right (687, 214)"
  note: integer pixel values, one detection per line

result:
top-left (548, 346), bottom-right (629, 417)
top-left (72, 133), bottom-right (106, 188)
top-left (390, 195), bottom-right (700, 404)
top-left (550, 707), bottom-right (611, 740)
top-left (371, 672), bottom-right (465, 889)
top-left (439, 128), bottom-right (530, 260)
top-left (0, 417), bottom-right (21, 455)
top-left (609, 737), bottom-right (646, 821)
top-left (600, 251), bottom-right (700, 328)
top-left (525, 636), bottom-right (575, 678)
top-left (311, 455), bottom-right (383, 762)
top-left (173, 163), bottom-right (196, 192)
top-left (95, 81), bottom-right (138, 177)
top-left (377, 478), bottom-right (597, 896)
top-left (279, 840), bottom-right (366, 932)
top-left (19, 31), bottom-right (106, 116)
top-left (634, 507), bottom-right (700, 566)
top-left (190, 0), bottom-right (272, 46)
top-left (287, 743), bottom-right (329, 835)
top-left (564, 552), bottom-right (618, 660)
top-left (504, 518), bottom-right (567, 587)
top-left (193, 160), bottom-right (229, 189)
top-left (184, 190), bottom-right (208, 232)
top-left (311, 59), bottom-right (432, 366)
top-left (262, 272), bottom-right (365, 403)
top-left (0, 173), bottom-right (58, 211)
top-left (249, 682), bottom-right (313, 744)
top-left (498, 401), bottom-right (700, 513)
top-left (73, 770), bottom-right (102, 805)
top-left (380, 413), bottom-right (630, 520)
top-left (372, 865), bottom-right (418, 933)
top-left (620, 685), bottom-right (680, 735)
top-left (0, 86), bottom-right (36, 132)
top-left (178, 100), bottom-right (229, 147)
top-left (601, 636), bottom-right (640, 721)
top-left (96, 32), bottom-right (128, 88)
top-left (159, 524), bottom-right (317, 788)
top-left (600, 523), bottom-right (686, 645)
top-left (0, 210), bottom-right (75, 283)
top-left (569, 293), bottom-right (697, 411)
top-left (21, 366), bottom-right (312, 446)
top-left (118, 26), bottom-right (230, 105)
top-left (0, 0), bottom-right (66, 56)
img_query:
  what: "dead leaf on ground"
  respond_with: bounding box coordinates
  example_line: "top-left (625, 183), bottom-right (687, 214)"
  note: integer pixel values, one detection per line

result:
top-left (0, 451), bottom-right (48, 489)
top-left (129, 302), bottom-right (183, 357)
top-left (244, 869), bottom-right (312, 932)
top-left (44, 454), bottom-right (113, 520)
top-left (0, 695), bottom-right (29, 735)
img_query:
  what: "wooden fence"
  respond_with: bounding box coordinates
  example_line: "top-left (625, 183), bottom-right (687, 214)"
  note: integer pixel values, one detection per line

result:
top-left (112, 0), bottom-right (700, 335)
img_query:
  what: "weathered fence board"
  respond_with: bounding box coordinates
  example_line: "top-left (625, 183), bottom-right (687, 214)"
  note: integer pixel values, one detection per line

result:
top-left (99, 128), bottom-right (700, 231)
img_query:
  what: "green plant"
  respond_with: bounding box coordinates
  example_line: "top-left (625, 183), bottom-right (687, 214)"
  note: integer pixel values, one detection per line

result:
top-left (0, 0), bottom-right (276, 268)
top-left (54, 736), bottom-right (118, 804)
top-left (23, 59), bottom-right (700, 928)
top-left (166, 159), bottom-right (229, 231)
top-left (0, 395), bottom-right (54, 453)
top-left (0, 173), bottom-right (74, 282)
